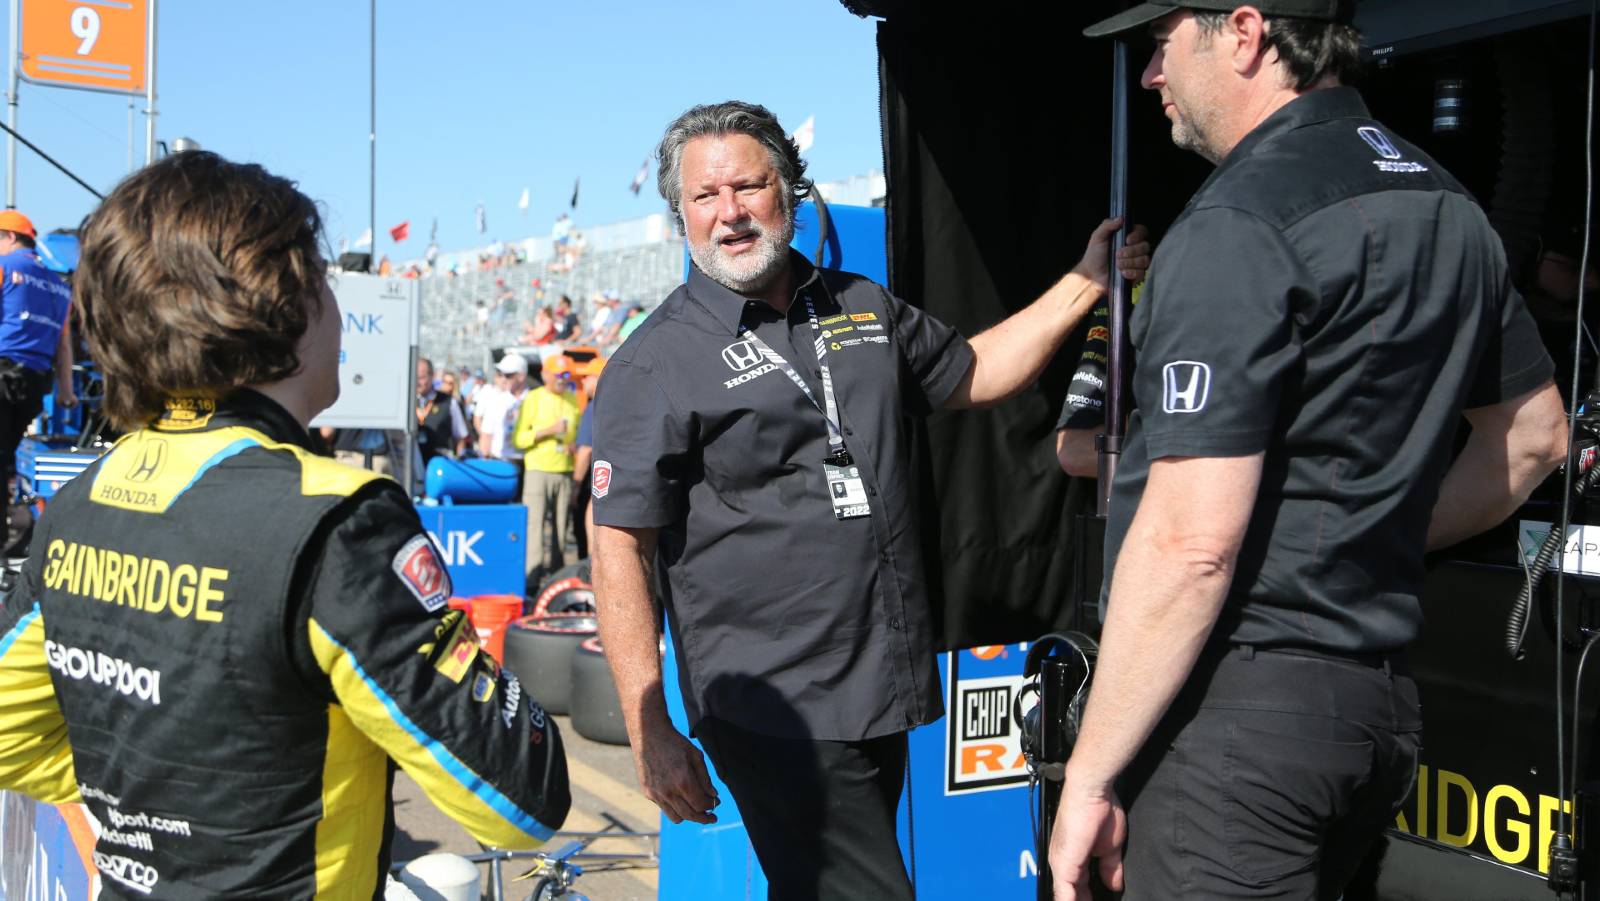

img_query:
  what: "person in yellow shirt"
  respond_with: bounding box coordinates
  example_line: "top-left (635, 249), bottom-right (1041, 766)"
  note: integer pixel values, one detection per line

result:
top-left (513, 353), bottom-right (581, 584)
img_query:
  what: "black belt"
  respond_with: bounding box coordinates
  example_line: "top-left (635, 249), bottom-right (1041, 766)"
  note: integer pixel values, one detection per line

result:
top-left (1233, 643), bottom-right (1404, 675)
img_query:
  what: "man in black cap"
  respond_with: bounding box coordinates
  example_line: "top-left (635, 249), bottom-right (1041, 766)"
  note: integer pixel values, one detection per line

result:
top-left (1050, 3), bottom-right (1568, 899)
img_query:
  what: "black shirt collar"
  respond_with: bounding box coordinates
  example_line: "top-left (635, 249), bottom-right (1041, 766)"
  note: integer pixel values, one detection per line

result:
top-left (1197, 86), bottom-right (1371, 194)
top-left (687, 249), bottom-right (823, 335)
top-left (151, 389), bottom-right (313, 449)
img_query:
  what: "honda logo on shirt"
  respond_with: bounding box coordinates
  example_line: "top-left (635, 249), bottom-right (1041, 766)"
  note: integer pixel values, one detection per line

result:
top-left (1162, 361), bottom-right (1211, 414)
top-left (1356, 126), bottom-right (1402, 160)
top-left (722, 340), bottom-right (762, 372)
top-left (125, 439), bottom-right (168, 483)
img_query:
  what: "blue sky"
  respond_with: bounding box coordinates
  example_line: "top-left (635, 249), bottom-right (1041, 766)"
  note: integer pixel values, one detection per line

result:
top-left (2, 1), bottom-right (883, 259)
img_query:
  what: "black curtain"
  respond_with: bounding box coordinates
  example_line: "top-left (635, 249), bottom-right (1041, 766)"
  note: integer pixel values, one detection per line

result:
top-left (877, 3), bottom-right (1210, 650)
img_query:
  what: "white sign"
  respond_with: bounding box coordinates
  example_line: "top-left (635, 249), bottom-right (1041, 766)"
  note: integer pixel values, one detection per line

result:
top-left (311, 273), bottom-right (418, 430)
top-left (1519, 520), bottom-right (1600, 577)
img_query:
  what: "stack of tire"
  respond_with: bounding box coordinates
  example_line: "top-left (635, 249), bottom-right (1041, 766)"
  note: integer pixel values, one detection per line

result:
top-left (501, 559), bottom-right (628, 745)
top-left (570, 636), bottom-right (626, 745)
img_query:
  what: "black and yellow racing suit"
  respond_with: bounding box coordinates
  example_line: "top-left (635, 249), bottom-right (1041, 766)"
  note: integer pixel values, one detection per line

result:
top-left (0, 390), bottom-right (569, 899)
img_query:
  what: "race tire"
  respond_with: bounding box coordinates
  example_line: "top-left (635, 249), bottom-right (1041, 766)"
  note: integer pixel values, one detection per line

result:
top-left (533, 559), bottom-right (592, 596)
top-left (501, 613), bottom-right (598, 716)
top-left (570, 636), bottom-right (629, 746)
top-left (532, 559), bottom-right (595, 616)
top-left (532, 579), bottom-right (595, 617)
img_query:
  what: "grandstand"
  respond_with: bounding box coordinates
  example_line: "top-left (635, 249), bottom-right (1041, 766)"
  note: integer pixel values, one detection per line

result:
top-left (416, 220), bottom-right (685, 371)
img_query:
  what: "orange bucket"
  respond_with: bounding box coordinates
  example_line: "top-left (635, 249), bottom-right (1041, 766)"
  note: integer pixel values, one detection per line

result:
top-left (469, 594), bottom-right (524, 662)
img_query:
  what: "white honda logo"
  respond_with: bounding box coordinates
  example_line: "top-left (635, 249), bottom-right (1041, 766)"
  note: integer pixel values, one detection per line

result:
top-left (1162, 361), bottom-right (1211, 414)
top-left (722, 340), bottom-right (761, 372)
top-left (1356, 126), bottom-right (1402, 161)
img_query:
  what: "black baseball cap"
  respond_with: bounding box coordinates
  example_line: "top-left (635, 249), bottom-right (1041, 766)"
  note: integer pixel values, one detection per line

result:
top-left (1083, 0), bottom-right (1354, 38)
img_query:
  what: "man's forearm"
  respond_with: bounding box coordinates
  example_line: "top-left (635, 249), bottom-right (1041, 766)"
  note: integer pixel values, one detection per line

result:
top-left (1064, 524), bottom-right (1233, 791)
top-left (951, 272), bottom-right (1101, 408)
top-left (1427, 434), bottom-right (1559, 550)
top-left (1428, 383), bottom-right (1567, 551)
top-left (593, 527), bottom-right (671, 738)
top-left (1062, 453), bottom-right (1262, 792)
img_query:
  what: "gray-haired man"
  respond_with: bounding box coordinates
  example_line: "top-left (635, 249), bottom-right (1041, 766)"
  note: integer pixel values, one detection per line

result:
top-left (588, 100), bottom-right (1149, 899)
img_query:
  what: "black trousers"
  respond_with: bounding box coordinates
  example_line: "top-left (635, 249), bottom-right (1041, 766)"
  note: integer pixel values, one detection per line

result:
top-left (695, 717), bottom-right (915, 901)
top-left (0, 361), bottom-right (49, 547)
top-left (1119, 646), bottom-right (1422, 900)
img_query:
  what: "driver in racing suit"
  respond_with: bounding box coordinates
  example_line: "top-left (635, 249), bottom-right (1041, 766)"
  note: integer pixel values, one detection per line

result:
top-left (0, 151), bottom-right (569, 899)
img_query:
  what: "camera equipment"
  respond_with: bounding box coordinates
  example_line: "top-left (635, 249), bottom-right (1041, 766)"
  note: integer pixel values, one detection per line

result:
top-left (1013, 631), bottom-right (1097, 901)
top-left (1507, 389), bottom-right (1600, 660)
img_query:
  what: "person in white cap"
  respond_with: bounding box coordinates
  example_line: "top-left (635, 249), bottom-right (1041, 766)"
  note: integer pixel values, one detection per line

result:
top-left (474, 352), bottom-right (529, 465)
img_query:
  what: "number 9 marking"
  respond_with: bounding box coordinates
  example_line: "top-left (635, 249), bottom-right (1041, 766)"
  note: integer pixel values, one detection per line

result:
top-left (70, 7), bottom-right (100, 56)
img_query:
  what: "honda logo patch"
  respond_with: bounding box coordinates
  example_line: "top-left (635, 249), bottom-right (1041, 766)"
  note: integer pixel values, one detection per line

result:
top-left (592, 460), bottom-right (612, 498)
top-left (1162, 361), bottom-right (1211, 414)
top-left (1356, 126), bottom-right (1402, 160)
top-left (1357, 126), bottom-right (1428, 173)
top-left (722, 340), bottom-right (762, 372)
top-left (393, 534), bottom-right (451, 612)
top-left (125, 439), bottom-right (168, 483)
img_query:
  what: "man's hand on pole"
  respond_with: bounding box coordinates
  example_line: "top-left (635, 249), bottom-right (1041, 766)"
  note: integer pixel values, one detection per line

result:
top-left (1049, 777), bottom-right (1127, 900)
top-left (1072, 218), bottom-right (1153, 292)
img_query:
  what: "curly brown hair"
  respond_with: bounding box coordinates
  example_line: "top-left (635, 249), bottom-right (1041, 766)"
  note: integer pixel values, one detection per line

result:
top-left (74, 151), bottom-right (326, 430)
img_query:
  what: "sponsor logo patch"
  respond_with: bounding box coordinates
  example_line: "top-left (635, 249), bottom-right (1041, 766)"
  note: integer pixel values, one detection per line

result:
top-left (849, 312), bottom-right (877, 322)
top-left (721, 340), bottom-right (762, 372)
top-left (393, 534), bottom-right (451, 612)
top-left (722, 360), bottom-right (777, 389)
top-left (472, 672), bottom-right (496, 702)
top-left (434, 616), bottom-right (478, 683)
top-left (1086, 326), bottom-right (1110, 342)
top-left (1162, 361), bottom-right (1211, 414)
top-left (125, 439), bottom-right (168, 483)
top-left (95, 851), bottom-right (160, 894)
top-left (157, 397), bottom-right (216, 431)
top-left (1357, 125), bottom-right (1428, 173)
top-left (501, 674), bottom-right (525, 728)
top-left (44, 641), bottom-right (163, 705)
top-left (592, 460), bottom-right (612, 498)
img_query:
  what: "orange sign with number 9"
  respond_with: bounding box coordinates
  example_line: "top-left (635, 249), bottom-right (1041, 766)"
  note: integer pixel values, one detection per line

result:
top-left (19, 0), bottom-right (149, 94)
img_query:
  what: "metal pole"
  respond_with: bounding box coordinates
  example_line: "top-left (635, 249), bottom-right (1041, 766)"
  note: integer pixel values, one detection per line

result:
top-left (405, 344), bottom-right (417, 498)
top-left (369, 0), bottom-right (375, 273)
top-left (143, 0), bottom-right (157, 164)
top-left (7, 0), bottom-right (20, 208)
top-left (1096, 39), bottom-right (1132, 516)
top-left (127, 98), bottom-right (134, 172)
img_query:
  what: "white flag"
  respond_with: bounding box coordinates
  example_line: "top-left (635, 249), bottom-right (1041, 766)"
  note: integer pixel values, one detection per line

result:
top-left (337, 235), bottom-right (349, 255)
top-left (518, 187), bottom-right (530, 213)
top-left (353, 228), bottom-right (372, 249)
top-left (791, 115), bottom-right (815, 153)
top-left (629, 158), bottom-right (650, 195)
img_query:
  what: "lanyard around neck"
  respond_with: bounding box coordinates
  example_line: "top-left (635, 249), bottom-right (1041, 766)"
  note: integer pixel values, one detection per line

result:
top-left (738, 293), bottom-right (848, 461)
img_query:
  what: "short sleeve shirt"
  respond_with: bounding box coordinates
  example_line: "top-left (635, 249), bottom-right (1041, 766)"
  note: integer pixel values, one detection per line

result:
top-left (1103, 88), bottom-right (1553, 654)
top-left (591, 251), bottom-right (974, 740)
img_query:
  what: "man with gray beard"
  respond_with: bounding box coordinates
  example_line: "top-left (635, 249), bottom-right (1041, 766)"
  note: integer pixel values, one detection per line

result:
top-left (589, 100), bottom-right (1148, 900)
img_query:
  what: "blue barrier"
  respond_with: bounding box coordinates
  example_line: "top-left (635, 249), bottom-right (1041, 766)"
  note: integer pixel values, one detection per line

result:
top-left (656, 638), bottom-right (1040, 901)
top-left (412, 504), bottom-right (526, 598)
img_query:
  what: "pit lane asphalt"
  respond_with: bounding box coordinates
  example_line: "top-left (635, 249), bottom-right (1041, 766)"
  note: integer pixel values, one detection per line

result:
top-left (392, 713), bottom-right (659, 900)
